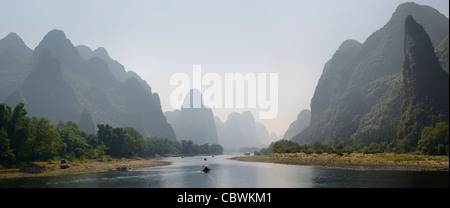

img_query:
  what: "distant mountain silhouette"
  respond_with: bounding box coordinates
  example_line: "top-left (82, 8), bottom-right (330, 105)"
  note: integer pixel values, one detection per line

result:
top-left (255, 122), bottom-right (273, 146)
top-left (0, 32), bottom-right (32, 63)
top-left (283, 109), bottom-right (310, 140)
top-left (215, 111), bottom-right (269, 151)
top-left (79, 108), bottom-right (96, 134)
top-left (0, 33), bottom-right (33, 101)
top-left (76, 45), bottom-right (128, 82)
top-left (293, 2), bottom-right (449, 150)
top-left (165, 89), bottom-right (219, 145)
top-left (22, 49), bottom-right (80, 122)
top-left (0, 29), bottom-right (176, 140)
top-left (33, 29), bottom-right (83, 71)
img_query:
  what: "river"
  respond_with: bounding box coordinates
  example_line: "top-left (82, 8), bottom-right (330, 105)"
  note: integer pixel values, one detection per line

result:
top-left (0, 154), bottom-right (448, 188)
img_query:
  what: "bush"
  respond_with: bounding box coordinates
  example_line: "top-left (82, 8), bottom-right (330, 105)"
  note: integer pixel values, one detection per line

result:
top-left (418, 122), bottom-right (449, 155)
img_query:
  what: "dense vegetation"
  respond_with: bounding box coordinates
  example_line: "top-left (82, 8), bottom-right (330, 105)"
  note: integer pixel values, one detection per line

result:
top-left (435, 35), bottom-right (449, 73)
top-left (256, 140), bottom-right (356, 156)
top-left (144, 137), bottom-right (223, 157)
top-left (292, 3), bottom-right (449, 155)
top-left (397, 16), bottom-right (449, 153)
top-left (257, 131), bottom-right (449, 156)
top-left (0, 103), bottom-right (223, 168)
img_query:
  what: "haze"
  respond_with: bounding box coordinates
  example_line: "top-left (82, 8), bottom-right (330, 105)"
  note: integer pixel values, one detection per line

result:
top-left (1, 0), bottom-right (448, 136)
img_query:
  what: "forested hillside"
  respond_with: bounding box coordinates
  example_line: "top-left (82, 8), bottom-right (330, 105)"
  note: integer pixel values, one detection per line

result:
top-left (293, 3), bottom-right (449, 154)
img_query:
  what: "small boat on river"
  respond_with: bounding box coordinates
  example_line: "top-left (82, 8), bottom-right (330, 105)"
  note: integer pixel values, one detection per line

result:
top-left (201, 165), bottom-right (211, 173)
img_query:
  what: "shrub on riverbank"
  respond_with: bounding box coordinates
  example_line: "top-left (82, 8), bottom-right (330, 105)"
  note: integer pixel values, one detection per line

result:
top-left (255, 136), bottom-right (449, 156)
top-left (234, 153), bottom-right (449, 171)
top-left (254, 140), bottom-right (350, 156)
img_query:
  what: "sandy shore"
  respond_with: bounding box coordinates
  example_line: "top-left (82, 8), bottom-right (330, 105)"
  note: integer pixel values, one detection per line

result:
top-left (231, 153), bottom-right (449, 171)
top-left (0, 158), bottom-right (171, 179)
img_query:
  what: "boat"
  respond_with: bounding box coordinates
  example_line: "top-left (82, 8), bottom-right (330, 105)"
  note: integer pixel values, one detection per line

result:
top-left (116, 164), bottom-right (129, 171)
top-left (201, 165), bottom-right (211, 173)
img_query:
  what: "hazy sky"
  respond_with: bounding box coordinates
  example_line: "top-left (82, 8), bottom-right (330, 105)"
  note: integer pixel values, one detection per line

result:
top-left (1, 0), bottom-right (448, 136)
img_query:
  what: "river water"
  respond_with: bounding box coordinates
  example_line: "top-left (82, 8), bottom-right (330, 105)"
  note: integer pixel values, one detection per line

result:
top-left (0, 154), bottom-right (448, 188)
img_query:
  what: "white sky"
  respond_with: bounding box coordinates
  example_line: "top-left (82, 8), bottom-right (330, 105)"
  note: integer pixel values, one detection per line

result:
top-left (1, 0), bottom-right (448, 136)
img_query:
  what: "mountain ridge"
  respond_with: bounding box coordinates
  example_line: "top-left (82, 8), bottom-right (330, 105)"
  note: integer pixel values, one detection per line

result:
top-left (397, 15), bottom-right (449, 151)
top-left (292, 2), bottom-right (449, 151)
top-left (0, 29), bottom-right (176, 140)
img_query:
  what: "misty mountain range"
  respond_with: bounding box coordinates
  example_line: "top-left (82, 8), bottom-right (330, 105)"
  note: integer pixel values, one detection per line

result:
top-left (0, 28), bottom-right (276, 151)
top-left (0, 29), bottom-right (176, 140)
top-left (164, 89), bottom-right (274, 151)
top-left (1, 2), bottom-right (448, 153)
top-left (283, 109), bottom-right (311, 140)
top-left (291, 2), bottom-right (449, 152)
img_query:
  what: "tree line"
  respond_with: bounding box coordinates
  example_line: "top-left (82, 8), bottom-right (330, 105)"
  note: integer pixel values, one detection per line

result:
top-left (256, 122), bottom-right (449, 157)
top-left (255, 140), bottom-right (349, 156)
top-left (0, 103), bottom-right (223, 167)
top-left (144, 137), bottom-right (223, 157)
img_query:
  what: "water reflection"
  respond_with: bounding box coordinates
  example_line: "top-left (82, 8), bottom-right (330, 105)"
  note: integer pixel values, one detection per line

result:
top-left (140, 155), bottom-right (316, 188)
top-left (0, 155), bottom-right (448, 188)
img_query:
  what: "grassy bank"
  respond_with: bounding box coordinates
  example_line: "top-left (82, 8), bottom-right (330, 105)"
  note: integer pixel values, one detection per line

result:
top-left (0, 158), bottom-right (171, 179)
top-left (231, 153), bottom-right (449, 171)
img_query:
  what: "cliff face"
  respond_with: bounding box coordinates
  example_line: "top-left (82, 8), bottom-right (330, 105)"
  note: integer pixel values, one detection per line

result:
top-left (292, 3), bottom-right (449, 149)
top-left (397, 15), bottom-right (449, 148)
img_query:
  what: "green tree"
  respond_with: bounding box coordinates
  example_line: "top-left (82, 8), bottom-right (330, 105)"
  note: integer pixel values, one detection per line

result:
top-left (312, 141), bottom-right (329, 153)
top-left (209, 144), bottom-right (223, 155)
top-left (0, 104), bottom-right (12, 129)
top-left (56, 121), bottom-right (91, 159)
top-left (0, 104), bottom-right (14, 165)
top-left (0, 128), bottom-right (15, 165)
top-left (14, 116), bottom-right (61, 162)
top-left (181, 140), bottom-right (195, 155)
top-left (418, 122), bottom-right (449, 155)
top-left (27, 117), bottom-right (61, 161)
top-left (97, 124), bottom-right (145, 157)
top-left (144, 137), bottom-right (181, 157)
top-left (121, 127), bottom-right (145, 157)
top-left (271, 140), bottom-right (302, 153)
top-left (7, 103), bottom-right (27, 151)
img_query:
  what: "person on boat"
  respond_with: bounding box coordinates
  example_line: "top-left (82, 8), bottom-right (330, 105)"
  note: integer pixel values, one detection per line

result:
top-left (202, 165), bottom-right (211, 173)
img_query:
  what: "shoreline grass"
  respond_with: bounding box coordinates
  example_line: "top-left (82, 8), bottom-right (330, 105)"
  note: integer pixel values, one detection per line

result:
top-left (0, 158), bottom-right (171, 179)
top-left (231, 153), bottom-right (449, 171)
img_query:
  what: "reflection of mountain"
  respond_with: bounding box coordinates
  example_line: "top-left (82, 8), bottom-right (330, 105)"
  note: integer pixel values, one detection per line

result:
top-left (0, 29), bottom-right (176, 140)
top-left (293, 2), bottom-right (449, 149)
top-left (165, 89), bottom-right (219, 145)
top-left (215, 111), bottom-right (272, 151)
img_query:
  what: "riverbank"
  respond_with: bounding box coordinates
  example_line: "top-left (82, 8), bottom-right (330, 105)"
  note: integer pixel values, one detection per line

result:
top-left (0, 158), bottom-right (171, 179)
top-left (231, 153), bottom-right (449, 171)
